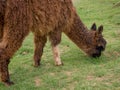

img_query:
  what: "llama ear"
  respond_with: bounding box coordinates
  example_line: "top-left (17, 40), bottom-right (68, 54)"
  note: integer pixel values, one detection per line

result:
top-left (98, 25), bottom-right (103, 34)
top-left (91, 23), bottom-right (97, 31)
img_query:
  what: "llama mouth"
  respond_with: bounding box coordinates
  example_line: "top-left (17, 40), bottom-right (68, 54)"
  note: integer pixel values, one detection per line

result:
top-left (96, 46), bottom-right (105, 51)
top-left (91, 52), bottom-right (101, 58)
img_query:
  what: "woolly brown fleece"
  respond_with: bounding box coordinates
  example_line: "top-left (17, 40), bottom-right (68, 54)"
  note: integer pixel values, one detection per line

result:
top-left (0, 0), bottom-right (106, 86)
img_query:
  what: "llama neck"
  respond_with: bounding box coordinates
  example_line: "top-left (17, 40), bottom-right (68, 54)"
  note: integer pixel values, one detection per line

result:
top-left (64, 13), bottom-right (92, 50)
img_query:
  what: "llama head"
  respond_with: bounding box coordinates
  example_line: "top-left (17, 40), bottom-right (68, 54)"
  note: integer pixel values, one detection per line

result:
top-left (84, 23), bottom-right (107, 58)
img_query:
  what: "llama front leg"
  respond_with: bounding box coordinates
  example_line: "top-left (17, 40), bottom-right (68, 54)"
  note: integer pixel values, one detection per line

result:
top-left (52, 45), bottom-right (63, 66)
top-left (33, 35), bottom-right (47, 67)
top-left (49, 30), bottom-right (63, 66)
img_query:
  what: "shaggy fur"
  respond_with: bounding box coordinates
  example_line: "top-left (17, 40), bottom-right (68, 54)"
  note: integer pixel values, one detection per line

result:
top-left (0, 0), bottom-right (6, 41)
top-left (0, 0), bottom-right (106, 86)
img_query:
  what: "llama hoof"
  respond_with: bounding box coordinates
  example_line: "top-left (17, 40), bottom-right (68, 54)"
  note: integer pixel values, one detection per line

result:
top-left (34, 63), bottom-right (41, 67)
top-left (55, 62), bottom-right (64, 66)
top-left (3, 81), bottom-right (14, 86)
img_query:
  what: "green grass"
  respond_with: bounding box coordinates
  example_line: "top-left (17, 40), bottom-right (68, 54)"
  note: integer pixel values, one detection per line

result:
top-left (1, 0), bottom-right (120, 90)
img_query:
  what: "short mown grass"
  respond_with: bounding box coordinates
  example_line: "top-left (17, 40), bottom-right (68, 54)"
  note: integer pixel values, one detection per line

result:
top-left (1, 0), bottom-right (120, 90)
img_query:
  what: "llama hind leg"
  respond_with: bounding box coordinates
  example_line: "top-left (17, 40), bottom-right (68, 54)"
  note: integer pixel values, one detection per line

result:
top-left (0, 0), bottom-right (30, 86)
top-left (0, 60), bottom-right (14, 86)
top-left (49, 30), bottom-right (63, 66)
top-left (0, 23), bottom-right (4, 42)
top-left (0, 0), bottom-right (5, 41)
top-left (0, 14), bottom-right (4, 42)
top-left (33, 35), bottom-right (47, 67)
top-left (0, 32), bottom-right (29, 86)
top-left (0, 33), bottom-right (29, 86)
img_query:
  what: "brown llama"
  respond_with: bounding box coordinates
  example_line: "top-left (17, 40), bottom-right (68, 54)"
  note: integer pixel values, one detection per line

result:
top-left (0, 0), bottom-right (107, 86)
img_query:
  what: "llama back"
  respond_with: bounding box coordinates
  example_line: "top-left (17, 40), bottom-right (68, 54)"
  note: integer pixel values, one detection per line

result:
top-left (30, 0), bottom-right (75, 36)
top-left (0, 0), bottom-right (6, 40)
top-left (0, 0), bottom-right (76, 37)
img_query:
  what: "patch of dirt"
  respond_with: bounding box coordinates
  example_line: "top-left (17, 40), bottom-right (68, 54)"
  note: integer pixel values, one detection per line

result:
top-left (50, 72), bottom-right (55, 76)
top-left (62, 81), bottom-right (77, 90)
top-left (87, 74), bottom-right (113, 82)
top-left (67, 81), bottom-right (77, 90)
top-left (34, 77), bottom-right (42, 87)
top-left (66, 71), bottom-right (72, 76)
top-left (86, 75), bottom-right (94, 81)
top-left (65, 69), bottom-right (78, 77)
top-left (95, 77), bottom-right (106, 81)
top-left (86, 75), bottom-right (104, 81)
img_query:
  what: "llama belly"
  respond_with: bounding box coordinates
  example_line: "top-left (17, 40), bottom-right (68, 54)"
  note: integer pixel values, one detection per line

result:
top-left (31, 13), bottom-right (58, 36)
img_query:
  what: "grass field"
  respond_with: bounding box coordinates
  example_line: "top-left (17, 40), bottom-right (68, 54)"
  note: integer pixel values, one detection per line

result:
top-left (1, 0), bottom-right (120, 90)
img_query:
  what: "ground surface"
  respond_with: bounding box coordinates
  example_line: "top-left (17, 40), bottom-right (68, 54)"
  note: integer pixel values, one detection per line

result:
top-left (0, 0), bottom-right (120, 90)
